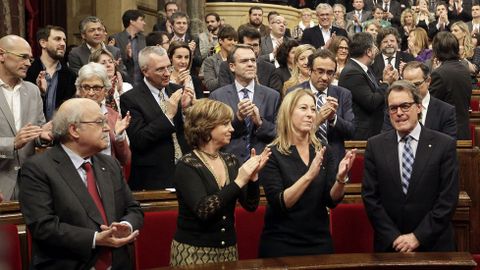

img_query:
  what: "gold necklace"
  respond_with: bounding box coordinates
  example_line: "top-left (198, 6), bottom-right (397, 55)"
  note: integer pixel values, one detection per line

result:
top-left (195, 150), bottom-right (229, 188)
top-left (197, 149), bottom-right (220, 160)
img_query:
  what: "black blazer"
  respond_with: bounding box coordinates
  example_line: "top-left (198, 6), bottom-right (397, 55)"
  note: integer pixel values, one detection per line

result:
top-left (19, 145), bottom-right (143, 269)
top-left (25, 59), bottom-right (77, 119)
top-left (362, 127), bottom-right (458, 252)
top-left (300, 25), bottom-right (348, 49)
top-left (120, 81), bottom-right (190, 190)
top-left (429, 59), bottom-right (472, 140)
top-left (338, 59), bottom-right (387, 140)
top-left (217, 59), bottom-right (276, 90)
top-left (270, 66), bottom-right (291, 93)
top-left (382, 96), bottom-right (457, 139)
top-left (371, 51), bottom-right (415, 81)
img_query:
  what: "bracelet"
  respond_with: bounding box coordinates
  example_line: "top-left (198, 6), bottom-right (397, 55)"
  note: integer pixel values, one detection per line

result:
top-left (336, 176), bottom-right (350, 184)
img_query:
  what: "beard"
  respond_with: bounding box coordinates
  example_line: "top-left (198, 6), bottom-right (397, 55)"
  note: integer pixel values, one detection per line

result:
top-left (46, 47), bottom-right (65, 61)
top-left (382, 47), bottom-right (396, 57)
top-left (250, 19), bottom-right (262, 27)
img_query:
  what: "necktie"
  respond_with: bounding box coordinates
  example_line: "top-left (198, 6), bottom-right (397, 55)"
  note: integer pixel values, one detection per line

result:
top-left (386, 56), bottom-right (393, 66)
top-left (241, 88), bottom-right (252, 159)
top-left (158, 91), bottom-right (183, 162)
top-left (366, 68), bottom-right (380, 90)
top-left (106, 80), bottom-right (119, 112)
top-left (82, 162), bottom-right (111, 270)
top-left (315, 92), bottom-right (328, 144)
top-left (401, 136), bottom-right (414, 194)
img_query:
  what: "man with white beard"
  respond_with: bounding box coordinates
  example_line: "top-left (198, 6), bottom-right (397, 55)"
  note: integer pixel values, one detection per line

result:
top-left (26, 25), bottom-right (76, 121)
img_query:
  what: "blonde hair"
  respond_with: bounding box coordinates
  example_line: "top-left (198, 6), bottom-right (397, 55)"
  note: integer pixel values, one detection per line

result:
top-left (272, 89), bottom-right (322, 155)
top-left (282, 44), bottom-right (316, 96)
top-left (400, 8), bottom-right (416, 27)
top-left (452, 21), bottom-right (474, 59)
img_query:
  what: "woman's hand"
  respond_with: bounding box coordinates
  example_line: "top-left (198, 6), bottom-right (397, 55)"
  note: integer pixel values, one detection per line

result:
top-left (336, 149), bottom-right (356, 181)
top-left (235, 154), bottom-right (262, 187)
top-left (115, 71), bottom-right (124, 94)
top-left (304, 147), bottom-right (326, 181)
top-left (177, 68), bottom-right (191, 86)
top-left (115, 111), bottom-right (131, 135)
top-left (181, 87), bottom-right (196, 109)
top-left (250, 147), bottom-right (272, 182)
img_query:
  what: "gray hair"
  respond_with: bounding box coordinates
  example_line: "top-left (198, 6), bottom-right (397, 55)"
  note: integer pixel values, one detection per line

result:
top-left (316, 3), bottom-right (333, 12)
top-left (52, 98), bottom-right (89, 142)
top-left (79, 16), bottom-right (104, 34)
top-left (333, 4), bottom-right (346, 14)
top-left (138, 46), bottom-right (168, 71)
top-left (75, 62), bottom-right (112, 90)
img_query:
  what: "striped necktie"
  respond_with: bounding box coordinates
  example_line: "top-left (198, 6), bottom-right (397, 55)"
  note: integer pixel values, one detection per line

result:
top-left (241, 88), bottom-right (252, 159)
top-left (316, 92), bottom-right (328, 144)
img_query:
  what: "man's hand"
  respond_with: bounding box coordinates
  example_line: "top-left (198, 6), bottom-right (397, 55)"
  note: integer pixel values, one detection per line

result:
top-left (236, 99), bottom-right (255, 121)
top-left (14, 123), bottom-right (43, 150)
top-left (39, 121), bottom-right (53, 142)
top-left (251, 105), bottom-right (263, 127)
top-left (126, 42), bottom-right (133, 59)
top-left (106, 222), bottom-right (132, 238)
top-left (166, 89), bottom-right (182, 119)
top-left (115, 111), bottom-right (131, 135)
top-left (325, 97), bottom-right (338, 121)
top-left (177, 69), bottom-right (191, 86)
top-left (324, 32), bottom-right (336, 49)
top-left (188, 40), bottom-right (197, 53)
top-left (95, 224), bottom-right (139, 248)
top-left (393, 233), bottom-right (420, 252)
top-left (36, 71), bottom-right (48, 94)
top-left (382, 64), bottom-right (399, 85)
top-left (181, 87), bottom-right (196, 108)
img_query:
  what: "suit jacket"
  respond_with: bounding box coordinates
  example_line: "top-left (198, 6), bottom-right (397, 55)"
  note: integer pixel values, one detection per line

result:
top-left (384, 0), bottom-right (403, 26)
top-left (106, 106), bottom-right (131, 166)
top-left (362, 127), bottom-right (458, 252)
top-left (19, 145), bottom-right (143, 269)
top-left (382, 96), bottom-right (457, 139)
top-left (338, 59), bottom-right (386, 140)
top-left (238, 23), bottom-right (269, 37)
top-left (168, 33), bottom-right (202, 71)
top-left (209, 82), bottom-right (280, 161)
top-left (288, 81), bottom-right (355, 165)
top-left (0, 81), bottom-right (45, 201)
top-left (201, 53), bottom-right (223, 91)
top-left (25, 59), bottom-right (76, 120)
top-left (371, 51), bottom-right (415, 81)
top-left (270, 66), bottom-right (291, 93)
top-left (346, 10), bottom-right (372, 22)
top-left (112, 30), bottom-right (146, 84)
top-left (217, 59), bottom-right (276, 90)
top-left (120, 81), bottom-right (189, 190)
top-left (427, 20), bottom-right (451, 39)
top-left (259, 35), bottom-right (292, 64)
top-left (429, 59), bottom-right (472, 140)
top-left (300, 25), bottom-right (348, 49)
top-left (68, 43), bottom-right (124, 75)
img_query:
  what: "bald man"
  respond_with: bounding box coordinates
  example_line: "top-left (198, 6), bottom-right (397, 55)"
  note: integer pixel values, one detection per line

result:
top-left (0, 35), bottom-right (51, 201)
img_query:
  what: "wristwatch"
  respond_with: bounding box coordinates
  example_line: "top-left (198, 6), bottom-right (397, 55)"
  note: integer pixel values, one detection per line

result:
top-left (336, 176), bottom-right (350, 184)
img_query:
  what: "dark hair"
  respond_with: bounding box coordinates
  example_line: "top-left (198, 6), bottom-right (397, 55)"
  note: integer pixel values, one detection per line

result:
top-left (249, 6), bottom-right (263, 15)
top-left (79, 16), bottom-right (104, 34)
top-left (432, 31), bottom-right (460, 61)
top-left (36, 25), bottom-right (65, 44)
top-left (205, 12), bottom-right (220, 22)
top-left (146, 31), bottom-right (169, 46)
top-left (307, 49), bottom-right (337, 70)
top-left (122, 9), bottom-right (145, 29)
top-left (373, 4), bottom-right (386, 13)
top-left (170, 11), bottom-right (189, 24)
top-left (238, 26), bottom-right (261, 43)
top-left (276, 39), bottom-right (300, 68)
top-left (227, 44), bottom-right (255, 64)
top-left (328, 36), bottom-right (349, 55)
top-left (167, 41), bottom-right (192, 67)
top-left (376, 27), bottom-right (401, 48)
top-left (218, 25), bottom-right (238, 41)
top-left (436, 1), bottom-right (448, 10)
top-left (164, 1), bottom-right (178, 12)
top-left (385, 80), bottom-right (423, 107)
top-left (402, 61), bottom-right (430, 78)
top-left (349, 32), bottom-right (375, 58)
top-left (267, 11), bottom-right (280, 21)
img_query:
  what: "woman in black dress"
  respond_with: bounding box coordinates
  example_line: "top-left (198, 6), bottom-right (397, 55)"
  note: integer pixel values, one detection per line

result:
top-left (259, 89), bottom-right (356, 258)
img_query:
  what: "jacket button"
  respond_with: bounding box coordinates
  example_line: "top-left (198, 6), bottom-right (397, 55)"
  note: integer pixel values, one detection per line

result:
top-left (222, 216), bottom-right (226, 220)
top-left (221, 241), bottom-right (225, 246)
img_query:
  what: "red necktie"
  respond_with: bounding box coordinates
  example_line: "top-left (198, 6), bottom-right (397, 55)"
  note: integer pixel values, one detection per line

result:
top-left (82, 162), bottom-right (111, 270)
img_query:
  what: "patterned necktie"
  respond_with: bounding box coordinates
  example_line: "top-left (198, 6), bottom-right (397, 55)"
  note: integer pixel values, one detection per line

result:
top-left (386, 56), bottom-right (393, 66)
top-left (105, 79), bottom-right (119, 112)
top-left (158, 91), bottom-right (183, 162)
top-left (241, 88), bottom-right (252, 158)
top-left (82, 162), bottom-right (111, 270)
top-left (401, 136), bottom-right (414, 194)
top-left (366, 68), bottom-right (380, 90)
top-left (315, 92), bottom-right (328, 144)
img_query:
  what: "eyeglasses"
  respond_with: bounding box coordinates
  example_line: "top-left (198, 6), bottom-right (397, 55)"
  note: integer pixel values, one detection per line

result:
top-left (79, 118), bottom-right (108, 126)
top-left (311, 68), bottom-right (336, 77)
top-left (388, 101), bottom-right (416, 114)
top-left (80, 84), bottom-right (105, 92)
top-left (272, 20), bottom-right (288, 26)
top-left (411, 79), bottom-right (426, 87)
top-left (1, 49), bottom-right (34, 64)
top-left (157, 66), bottom-right (175, 74)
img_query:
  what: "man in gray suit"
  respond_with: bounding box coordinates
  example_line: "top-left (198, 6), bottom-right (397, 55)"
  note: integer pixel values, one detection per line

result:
top-left (346, 0), bottom-right (372, 33)
top-left (259, 15), bottom-right (291, 66)
top-left (0, 35), bottom-right (52, 201)
top-left (210, 44), bottom-right (280, 162)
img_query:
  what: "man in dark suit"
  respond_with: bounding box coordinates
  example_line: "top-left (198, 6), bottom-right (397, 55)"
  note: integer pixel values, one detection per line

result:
top-left (68, 16), bottom-right (125, 75)
top-left (288, 49), bottom-right (355, 165)
top-left (339, 32), bottom-right (398, 140)
top-left (152, 1), bottom-right (178, 33)
top-left (380, 0), bottom-right (403, 26)
top-left (259, 15), bottom-right (292, 66)
top-left (301, 3), bottom-right (349, 49)
top-left (362, 80), bottom-right (458, 252)
top-left (210, 44), bottom-right (280, 162)
top-left (111, 10), bottom-right (147, 85)
top-left (120, 46), bottom-right (191, 190)
top-left (430, 31), bottom-right (472, 140)
top-left (168, 12), bottom-right (202, 72)
top-left (218, 26), bottom-right (276, 89)
top-left (19, 98), bottom-right (143, 269)
top-left (382, 61), bottom-right (457, 138)
top-left (428, 3), bottom-right (452, 39)
top-left (26, 25), bottom-right (76, 121)
top-left (346, 0), bottom-right (372, 32)
top-left (372, 27), bottom-right (415, 81)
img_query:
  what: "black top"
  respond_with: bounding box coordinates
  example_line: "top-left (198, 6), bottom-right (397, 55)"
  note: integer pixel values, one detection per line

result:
top-left (259, 144), bottom-right (339, 258)
top-left (173, 152), bottom-right (260, 248)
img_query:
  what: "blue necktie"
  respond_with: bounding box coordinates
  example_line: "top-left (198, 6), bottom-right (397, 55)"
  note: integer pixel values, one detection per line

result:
top-left (241, 88), bottom-right (252, 158)
top-left (401, 135), bottom-right (414, 194)
top-left (316, 92), bottom-right (328, 144)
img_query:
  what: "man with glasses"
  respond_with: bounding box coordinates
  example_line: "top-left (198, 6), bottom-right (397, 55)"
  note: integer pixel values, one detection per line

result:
top-left (301, 4), bottom-right (348, 49)
top-left (382, 61), bottom-right (456, 138)
top-left (287, 49), bottom-right (354, 166)
top-left (210, 44), bottom-right (280, 162)
top-left (260, 15), bottom-right (292, 67)
top-left (0, 35), bottom-right (52, 201)
top-left (26, 25), bottom-right (77, 121)
top-left (19, 98), bottom-right (143, 269)
top-left (120, 46), bottom-right (192, 190)
top-left (339, 32), bottom-right (397, 139)
top-left (362, 80), bottom-right (458, 253)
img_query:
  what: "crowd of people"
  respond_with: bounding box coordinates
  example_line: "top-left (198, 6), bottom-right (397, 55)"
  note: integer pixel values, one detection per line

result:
top-left (0, 0), bottom-right (468, 268)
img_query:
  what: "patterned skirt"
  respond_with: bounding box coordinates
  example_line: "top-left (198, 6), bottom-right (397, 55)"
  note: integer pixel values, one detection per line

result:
top-left (170, 239), bottom-right (238, 266)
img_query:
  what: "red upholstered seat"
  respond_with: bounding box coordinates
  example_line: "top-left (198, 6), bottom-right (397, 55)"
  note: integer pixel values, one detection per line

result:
top-left (349, 155), bottom-right (364, 184)
top-left (135, 210), bottom-right (178, 269)
top-left (0, 224), bottom-right (22, 270)
top-left (330, 203), bottom-right (374, 253)
top-left (473, 254), bottom-right (480, 270)
top-left (471, 99), bottom-right (480, 112)
top-left (235, 205), bottom-right (266, 260)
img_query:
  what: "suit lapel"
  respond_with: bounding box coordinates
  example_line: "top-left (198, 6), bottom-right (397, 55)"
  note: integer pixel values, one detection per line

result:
top-left (383, 132), bottom-right (404, 194)
top-left (227, 84), bottom-right (241, 110)
top-left (19, 85), bottom-right (31, 127)
top-left (266, 36), bottom-right (274, 53)
top-left (52, 146), bottom-right (105, 225)
top-left (0, 88), bottom-right (16, 134)
top-left (139, 81), bottom-right (163, 116)
top-left (406, 127), bottom-right (433, 197)
top-left (253, 84), bottom-right (265, 108)
top-left (424, 98), bottom-right (438, 129)
top-left (92, 155), bottom-right (115, 224)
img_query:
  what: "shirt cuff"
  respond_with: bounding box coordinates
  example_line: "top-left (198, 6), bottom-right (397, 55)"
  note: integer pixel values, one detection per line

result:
top-left (92, 231), bottom-right (97, 249)
top-left (329, 114), bottom-right (337, 127)
top-left (120, 221), bottom-right (133, 233)
top-left (114, 131), bottom-right (127, 141)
